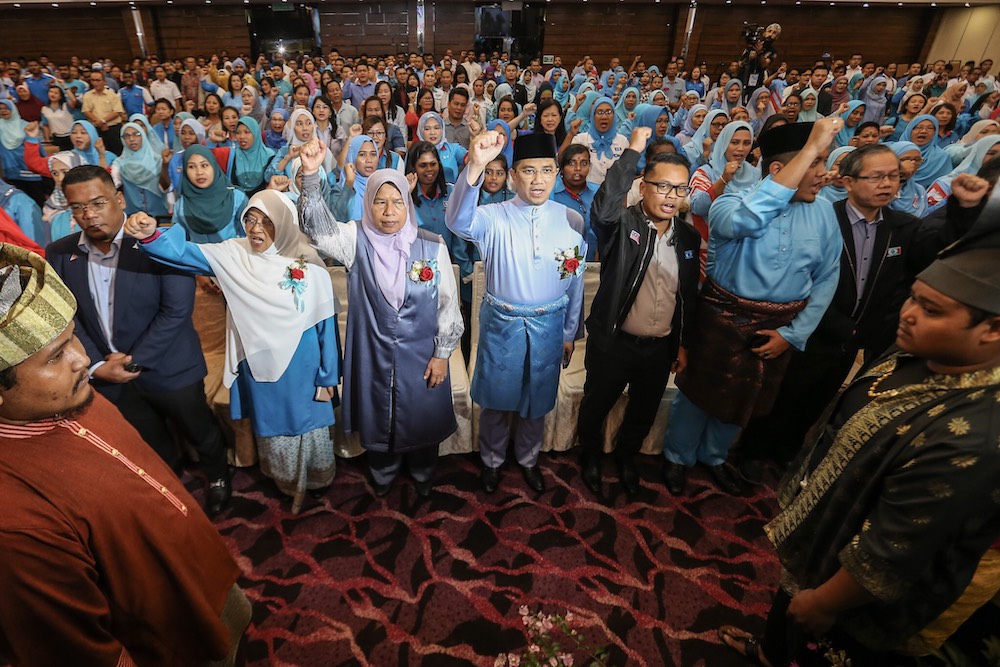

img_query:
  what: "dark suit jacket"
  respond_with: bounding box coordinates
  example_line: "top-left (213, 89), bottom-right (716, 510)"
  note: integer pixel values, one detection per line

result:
top-left (808, 197), bottom-right (981, 358)
top-left (46, 231), bottom-right (207, 400)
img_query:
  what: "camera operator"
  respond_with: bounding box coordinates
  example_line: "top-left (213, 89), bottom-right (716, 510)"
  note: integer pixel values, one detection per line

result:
top-left (737, 23), bottom-right (780, 102)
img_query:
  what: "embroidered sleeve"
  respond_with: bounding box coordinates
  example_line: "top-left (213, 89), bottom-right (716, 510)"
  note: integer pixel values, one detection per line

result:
top-left (433, 242), bottom-right (464, 359)
top-left (298, 171), bottom-right (357, 268)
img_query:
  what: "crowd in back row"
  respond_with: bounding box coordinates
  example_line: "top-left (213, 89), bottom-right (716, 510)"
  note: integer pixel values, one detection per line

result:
top-left (0, 38), bottom-right (999, 667)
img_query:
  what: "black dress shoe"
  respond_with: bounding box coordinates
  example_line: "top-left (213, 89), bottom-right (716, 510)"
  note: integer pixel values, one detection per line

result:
top-left (521, 465), bottom-right (545, 492)
top-left (708, 464), bottom-right (744, 495)
top-left (415, 480), bottom-right (433, 497)
top-left (482, 466), bottom-right (502, 494)
top-left (662, 461), bottom-right (686, 496)
top-left (618, 457), bottom-right (640, 495)
top-left (205, 475), bottom-right (232, 517)
top-left (581, 457), bottom-right (602, 496)
top-left (738, 458), bottom-right (765, 486)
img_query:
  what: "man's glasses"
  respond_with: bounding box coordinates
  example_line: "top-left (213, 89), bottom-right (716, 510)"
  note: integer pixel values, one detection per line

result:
top-left (643, 181), bottom-right (691, 196)
top-left (69, 198), bottom-right (112, 215)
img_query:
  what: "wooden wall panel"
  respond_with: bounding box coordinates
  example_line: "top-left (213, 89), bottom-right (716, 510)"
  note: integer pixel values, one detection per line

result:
top-left (151, 6), bottom-right (251, 60)
top-left (318, 2), bottom-right (411, 56)
top-left (688, 6), bottom-right (935, 77)
top-left (1, 7), bottom-right (134, 63)
top-left (543, 4), bottom-right (677, 71)
top-left (427, 1), bottom-right (477, 56)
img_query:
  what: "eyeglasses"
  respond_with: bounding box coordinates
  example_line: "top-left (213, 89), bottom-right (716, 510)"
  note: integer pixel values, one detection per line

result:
top-left (898, 156), bottom-right (923, 164)
top-left (710, 120), bottom-right (728, 128)
top-left (518, 166), bottom-right (557, 178)
top-left (69, 198), bottom-right (112, 215)
top-left (594, 109), bottom-right (614, 117)
top-left (122, 131), bottom-right (142, 139)
top-left (243, 214), bottom-right (274, 229)
top-left (643, 180), bottom-right (691, 196)
top-left (367, 130), bottom-right (386, 138)
top-left (852, 172), bottom-right (901, 184)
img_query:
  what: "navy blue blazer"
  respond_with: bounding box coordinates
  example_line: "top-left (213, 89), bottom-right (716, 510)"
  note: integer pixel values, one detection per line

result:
top-left (46, 231), bottom-right (207, 399)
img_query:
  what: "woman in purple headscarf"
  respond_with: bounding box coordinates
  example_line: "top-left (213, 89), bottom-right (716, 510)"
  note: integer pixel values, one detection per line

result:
top-left (297, 138), bottom-right (464, 498)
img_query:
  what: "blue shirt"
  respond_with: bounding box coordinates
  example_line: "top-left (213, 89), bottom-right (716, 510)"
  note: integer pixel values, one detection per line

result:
top-left (342, 80), bottom-right (376, 110)
top-left (707, 176), bottom-right (841, 351)
top-left (550, 179), bottom-right (599, 261)
top-left (446, 168), bottom-right (586, 342)
top-left (119, 85), bottom-right (148, 118)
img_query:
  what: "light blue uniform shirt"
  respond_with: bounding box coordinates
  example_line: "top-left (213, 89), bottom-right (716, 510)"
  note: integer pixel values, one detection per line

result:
top-left (446, 168), bottom-right (587, 342)
top-left (706, 176), bottom-right (841, 351)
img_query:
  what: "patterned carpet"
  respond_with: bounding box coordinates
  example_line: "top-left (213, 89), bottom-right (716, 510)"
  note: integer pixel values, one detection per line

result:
top-left (200, 452), bottom-right (783, 667)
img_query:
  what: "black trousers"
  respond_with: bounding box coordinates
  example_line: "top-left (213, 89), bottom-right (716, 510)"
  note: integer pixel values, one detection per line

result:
top-left (577, 333), bottom-right (674, 459)
top-left (115, 379), bottom-right (229, 480)
top-left (761, 590), bottom-right (919, 667)
top-left (739, 347), bottom-right (856, 465)
top-left (98, 123), bottom-right (124, 156)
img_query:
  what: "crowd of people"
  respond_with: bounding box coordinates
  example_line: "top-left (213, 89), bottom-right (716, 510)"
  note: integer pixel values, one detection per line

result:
top-left (0, 38), bottom-right (999, 667)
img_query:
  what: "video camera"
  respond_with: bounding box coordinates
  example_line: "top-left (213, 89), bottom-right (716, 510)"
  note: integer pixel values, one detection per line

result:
top-left (741, 22), bottom-right (766, 46)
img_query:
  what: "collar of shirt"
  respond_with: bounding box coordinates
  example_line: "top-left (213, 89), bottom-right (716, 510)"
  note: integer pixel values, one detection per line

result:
top-left (77, 217), bottom-right (126, 257)
top-left (444, 117), bottom-right (467, 128)
top-left (845, 199), bottom-right (884, 226)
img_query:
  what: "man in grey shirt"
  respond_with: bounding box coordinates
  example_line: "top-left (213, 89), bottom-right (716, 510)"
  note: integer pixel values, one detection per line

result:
top-left (443, 88), bottom-right (471, 149)
top-left (661, 61), bottom-right (687, 111)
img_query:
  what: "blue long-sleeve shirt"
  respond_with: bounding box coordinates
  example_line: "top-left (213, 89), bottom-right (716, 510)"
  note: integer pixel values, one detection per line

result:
top-left (446, 167), bottom-right (586, 342)
top-left (707, 176), bottom-right (841, 351)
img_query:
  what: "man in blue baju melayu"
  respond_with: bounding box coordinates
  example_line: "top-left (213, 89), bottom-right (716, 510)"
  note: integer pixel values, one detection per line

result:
top-left (661, 118), bottom-right (844, 496)
top-left (446, 131), bottom-right (586, 494)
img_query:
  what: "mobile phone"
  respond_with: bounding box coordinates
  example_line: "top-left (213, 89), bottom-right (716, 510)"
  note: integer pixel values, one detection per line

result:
top-left (749, 334), bottom-right (770, 350)
top-left (124, 362), bottom-right (143, 373)
top-left (562, 351), bottom-right (571, 369)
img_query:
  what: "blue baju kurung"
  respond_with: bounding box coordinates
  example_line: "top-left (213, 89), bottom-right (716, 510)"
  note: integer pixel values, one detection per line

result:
top-left (447, 166), bottom-right (586, 468)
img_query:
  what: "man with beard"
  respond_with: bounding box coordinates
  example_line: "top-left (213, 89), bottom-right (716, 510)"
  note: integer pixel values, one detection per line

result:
top-left (0, 243), bottom-right (249, 666)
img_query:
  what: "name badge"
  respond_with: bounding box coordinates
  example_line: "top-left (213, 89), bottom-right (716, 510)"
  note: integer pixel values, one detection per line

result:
top-left (684, 250), bottom-right (694, 260)
top-left (886, 246), bottom-right (902, 258)
top-left (629, 230), bottom-right (641, 244)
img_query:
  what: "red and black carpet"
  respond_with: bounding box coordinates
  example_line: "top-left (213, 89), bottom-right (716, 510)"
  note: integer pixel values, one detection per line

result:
top-left (203, 452), bottom-right (783, 666)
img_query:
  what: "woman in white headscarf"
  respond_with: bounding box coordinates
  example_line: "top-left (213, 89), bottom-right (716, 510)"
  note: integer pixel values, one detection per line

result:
top-left (125, 189), bottom-right (340, 513)
top-left (297, 138), bottom-right (463, 497)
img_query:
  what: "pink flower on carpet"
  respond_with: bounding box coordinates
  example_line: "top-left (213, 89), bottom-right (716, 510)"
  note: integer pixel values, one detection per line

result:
top-left (529, 644), bottom-right (540, 654)
top-left (559, 654), bottom-right (574, 666)
top-left (519, 605), bottom-right (529, 617)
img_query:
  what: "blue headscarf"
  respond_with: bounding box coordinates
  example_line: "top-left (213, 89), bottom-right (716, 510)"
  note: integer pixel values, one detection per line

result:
top-left (554, 74), bottom-right (571, 106)
top-left (487, 119), bottom-right (514, 166)
top-left (632, 104), bottom-right (681, 172)
top-left (706, 120), bottom-right (759, 191)
top-left (901, 114), bottom-right (952, 187)
top-left (341, 135), bottom-right (375, 220)
top-left (848, 73), bottom-right (865, 100)
top-left (172, 112), bottom-right (194, 151)
top-left (128, 113), bottom-right (166, 155)
top-left (614, 87), bottom-right (640, 130)
top-left (570, 74), bottom-right (588, 94)
top-left (717, 79), bottom-right (745, 115)
top-left (264, 109), bottom-right (289, 149)
top-left (684, 109), bottom-right (728, 166)
top-left (818, 146), bottom-right (856, 203)
top-left (0, 100), bottom-right (25, 151)
top-left (416, 111), bottom-right (447, 150)
top-left (634, 104), bottom-right (671, 140)
top-left (888, 141), bottom-right (928, 217)
top-left (587, 99), bottom-right (620, 160)
top-left (116, 122), bottom-right (163, 192)
top-left (70, 120), bottom-right (117, 166)
top-left (572, 91), bottom-right (601, 132)
top-left (834, 100), bottom-right (866, 148)
top-left (231, 116), bottom-right (275, 192)
top-left (600, 72), bottom-right (617, 98)
top-left (678, 104), bottom-right (708, 140)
